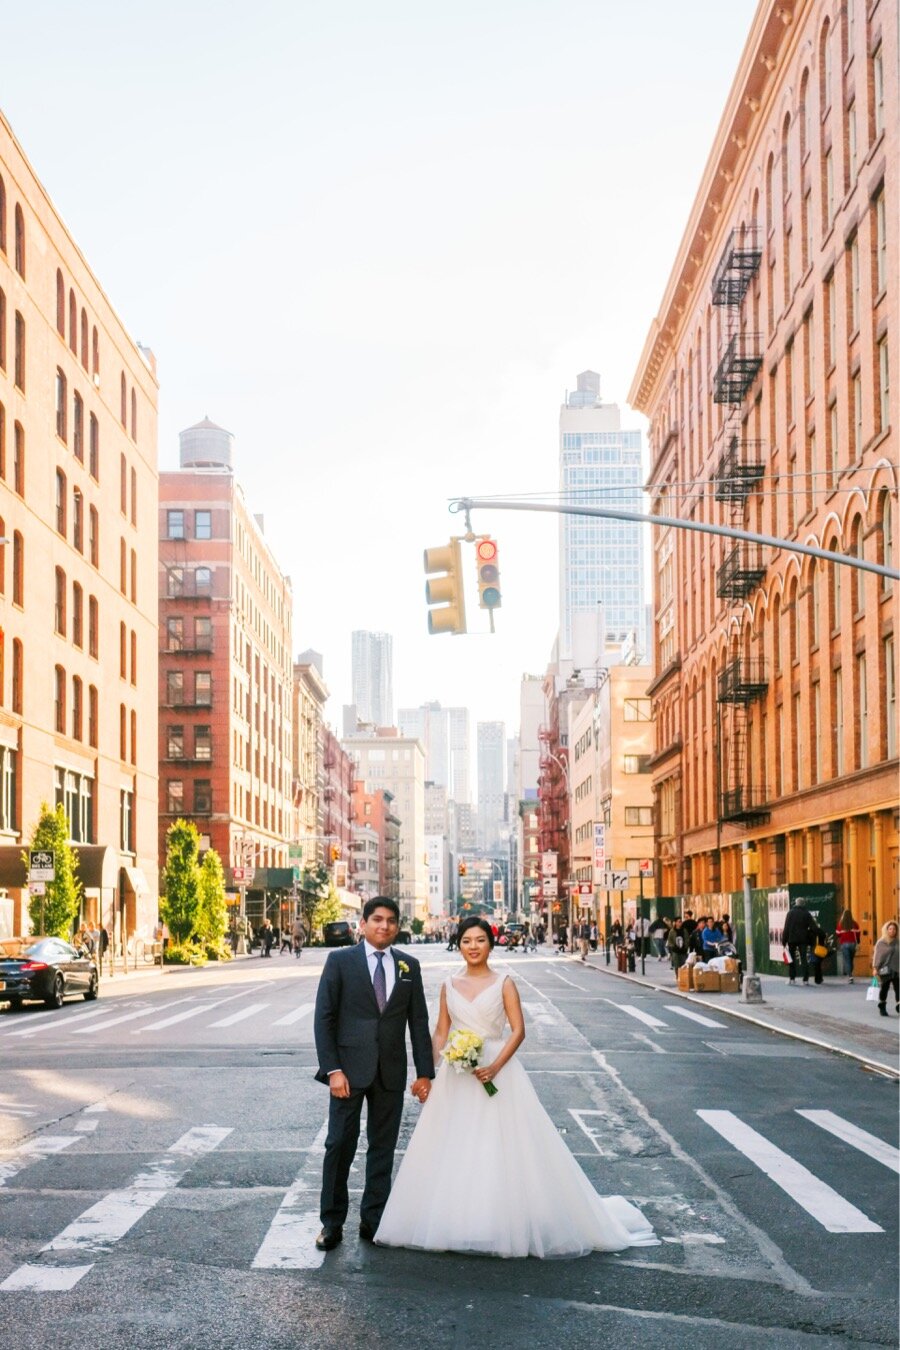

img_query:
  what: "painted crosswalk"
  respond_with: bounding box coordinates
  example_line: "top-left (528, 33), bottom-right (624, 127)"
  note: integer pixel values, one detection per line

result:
top-left (795, 1109), bottom-right (900, 1174)
top-left (604, 999), bottom-right (669, 1030)
top-left (0, 994), bottom-right (319, 1040)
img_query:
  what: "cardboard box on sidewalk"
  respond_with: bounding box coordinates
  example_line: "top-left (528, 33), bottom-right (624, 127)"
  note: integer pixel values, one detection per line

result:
top-left (694, 970), bottom-right (721, 992)
top-left (719, 971), bottom-right (740, 993)
top-left (722, 957), bottom-right (739, 973)
top-left (677, 965), bottom-right (694, 991)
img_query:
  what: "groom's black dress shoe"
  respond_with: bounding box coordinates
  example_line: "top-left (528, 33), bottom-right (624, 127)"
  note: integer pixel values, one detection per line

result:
top-left (315, 1227), bottom-right (343, 1251)
top-left (358, 1222), bottom-right (377, 1242)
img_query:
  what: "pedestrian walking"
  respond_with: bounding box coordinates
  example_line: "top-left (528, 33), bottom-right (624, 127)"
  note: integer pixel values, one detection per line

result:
top-left (835, 907), bottom-right (861, 983)
top-left (649, 916), bottom-right (669, 961)
top-left (446, 922), bottom-right (459, 952)
top-left (589, 921), bottom-right (598, 953)
top-left (781, 899), bottom-right (820, 985)
top-left (291, 916), bottom-right (305, 958)
top-left (666, 917), bottom-right (688, 970)
top-left (260, 918), bottom-right (274, 957)
top-left (577, 919), bottom-right (591, 962)
top-left (872, 921), bottom-right (899, 1018)
top-left (280, 926), bottom-right (293, 954)
top-left (557, 923), bottom-right (568, 955)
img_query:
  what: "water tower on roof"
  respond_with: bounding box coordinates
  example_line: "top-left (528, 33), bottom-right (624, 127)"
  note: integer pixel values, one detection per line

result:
top-left (179, 416), bottom-right (234, 470)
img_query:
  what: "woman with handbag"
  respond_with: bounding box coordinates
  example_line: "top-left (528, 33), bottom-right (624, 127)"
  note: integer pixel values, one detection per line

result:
top-left (871, 922), bottom-right (899, 1018)
top-left (835, 908), bottom-right (861, 983)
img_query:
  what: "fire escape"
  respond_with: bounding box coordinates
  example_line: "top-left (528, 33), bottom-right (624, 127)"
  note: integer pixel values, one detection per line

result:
top-left (537, 726), bottom-right (568, 893)
top-left (711, 224), bottom-right (769, 827)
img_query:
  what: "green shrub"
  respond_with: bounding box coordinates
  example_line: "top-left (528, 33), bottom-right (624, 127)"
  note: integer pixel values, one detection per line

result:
top-left (164, 941), bottom-right (207, 967)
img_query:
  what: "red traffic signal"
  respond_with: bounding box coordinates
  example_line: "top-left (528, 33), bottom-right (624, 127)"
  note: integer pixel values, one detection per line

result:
top-left (476, 537), bottom-right (501, 610)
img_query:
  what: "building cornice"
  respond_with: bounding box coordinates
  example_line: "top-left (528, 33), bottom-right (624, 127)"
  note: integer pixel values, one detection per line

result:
top-left (628, 0), bottom-right (805, 414)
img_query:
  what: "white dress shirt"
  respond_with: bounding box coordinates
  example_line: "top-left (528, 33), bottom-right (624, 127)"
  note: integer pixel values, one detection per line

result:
top-left (363, 940), bottom-right (396, 1002)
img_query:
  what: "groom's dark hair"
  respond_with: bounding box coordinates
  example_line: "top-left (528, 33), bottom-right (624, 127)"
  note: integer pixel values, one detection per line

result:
top-left (362, 896), bottom-right (401, 922)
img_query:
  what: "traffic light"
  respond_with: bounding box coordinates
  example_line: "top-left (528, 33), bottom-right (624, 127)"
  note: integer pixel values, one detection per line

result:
top-left (424, 539), bottom-right (467, 635)
top-left (458, 861), bottom-right (467, 877)
top-left (475, 537), bottom-right (501, 610)
top-left (330, 844), bottom-right (341, 863)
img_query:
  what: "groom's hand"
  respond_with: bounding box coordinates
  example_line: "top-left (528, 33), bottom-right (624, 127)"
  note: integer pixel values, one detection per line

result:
top-left (411, 1077), bottom-right (431, 1103)
top-left (328, 1071), bottom-right (351, 1099)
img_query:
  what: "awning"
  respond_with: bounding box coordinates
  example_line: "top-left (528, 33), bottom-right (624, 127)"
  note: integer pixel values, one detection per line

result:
top-left (121, 867), bottom-right (149, 894)
top-left (0, 845), bottom-right (119, 891)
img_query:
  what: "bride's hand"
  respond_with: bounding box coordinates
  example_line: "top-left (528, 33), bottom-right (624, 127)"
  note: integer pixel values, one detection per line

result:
top-left (474, 1064), bottom-right (497, 1084)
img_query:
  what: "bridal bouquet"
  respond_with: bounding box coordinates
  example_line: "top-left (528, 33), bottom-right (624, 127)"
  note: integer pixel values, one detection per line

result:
top-left (441, 1029), bottom-right (498, 1097)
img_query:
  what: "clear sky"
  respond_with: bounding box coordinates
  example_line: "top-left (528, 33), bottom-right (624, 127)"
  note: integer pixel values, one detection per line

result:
top-left (4, 0), bottom-right (758, 736)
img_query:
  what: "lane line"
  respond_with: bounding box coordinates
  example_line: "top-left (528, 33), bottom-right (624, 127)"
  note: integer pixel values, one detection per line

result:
top-left (132, 986), bottom-right (266, 1034)
top-left (0, 1124), bottom-right (232, 1291)
top-left (69, 998), bottom-right (197, 1036)
top-left (553, 971), bottom-right (589, 990)
top-left (208, 1002), bottom-right (270, 1029)
top-left (3, 1006), bottom-right (129, 1039)
top-left (697, 1110), bottom-right (883, 1234)
top-left (604, 999), bottom-right (668, 1030)
top-left (0, 1136), bottom-right (80, 1186)
top-left (272, 1003), bottom-right (315, 1027)
top-left (251, 1117), bottom-right (329, 1270)
top-left (796, 1110), bottom-right (900, 1175)
top-left (663, 1005), bottom-right (728, 1030)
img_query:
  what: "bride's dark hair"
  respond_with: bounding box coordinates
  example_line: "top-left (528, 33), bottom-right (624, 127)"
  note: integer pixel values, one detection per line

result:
top-left (457, 916), bottom-right (494, 947)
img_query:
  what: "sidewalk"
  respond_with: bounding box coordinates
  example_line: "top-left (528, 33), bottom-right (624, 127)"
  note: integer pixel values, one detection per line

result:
top-left (567, 948), bottom-right (900, 1077)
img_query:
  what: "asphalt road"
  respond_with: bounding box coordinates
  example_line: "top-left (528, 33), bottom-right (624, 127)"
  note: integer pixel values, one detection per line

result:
top-left (0, 946), bottom-right (896, 1350)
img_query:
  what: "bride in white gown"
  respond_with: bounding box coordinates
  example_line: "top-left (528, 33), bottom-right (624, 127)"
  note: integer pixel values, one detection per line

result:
top-left (375, 916), bottom-right (656, 1258)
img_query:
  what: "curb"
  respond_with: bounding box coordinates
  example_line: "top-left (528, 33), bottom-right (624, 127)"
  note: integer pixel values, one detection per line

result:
top-left (569, 955), bottom-right (900, 1079)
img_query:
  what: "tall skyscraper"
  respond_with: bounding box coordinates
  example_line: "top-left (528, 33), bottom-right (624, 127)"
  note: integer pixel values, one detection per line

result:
top-left (559, 372), bottom-right (646, 660)
top-left (477, 721), bottom-right (506, 851)
top-left (351, 631), bottom-right (393, 727)
top-left (398, 702), bottom-right (471, 804)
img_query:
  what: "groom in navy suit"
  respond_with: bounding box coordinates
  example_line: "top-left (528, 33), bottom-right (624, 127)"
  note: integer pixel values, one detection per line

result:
top-left (314, 896), bottom-right (434, 1250)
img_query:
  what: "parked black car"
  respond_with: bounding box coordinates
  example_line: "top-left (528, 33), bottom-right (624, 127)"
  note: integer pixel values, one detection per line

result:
top-left (0, 937), bottom-right (99, 1009)
top-left (322, 921), bottom-right (356, 947)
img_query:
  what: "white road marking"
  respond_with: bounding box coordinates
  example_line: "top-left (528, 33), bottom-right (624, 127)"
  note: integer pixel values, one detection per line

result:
top-left (796, 1110), bottom-right (900, 1175)
top-left (69, 998), bottom-right (196, 1035)
top-left (3, 1006), bottom-right (124, 1038)
top-left (272, 1003), bottom-right (315, 1027)
top-left (0, 1124), bottom-right (232, 1291)
top-left (74, 1118), bottom-right (99, 1133)
top-left (631, 1032), bottom-right (667, 1053)
top-left (663, 1005), bottom-right (728, 1030)
top-left (251, 1118), bottom-right (330, 1270)
top-left (0, 1136), bottom-right (79, 1186)
top-left (208, 1002), bottom-right (270, 1029)
top-left (553, 971), bottom-right (588, 990)
top-left (604, 999), bottom-right (668, 1030)
top-left (132, 987), bottom-right (264, 1034)
top-left (83, 1103), bottom-right (109, 1114)
top-left (697, 1110), bottom-right (883, 1233)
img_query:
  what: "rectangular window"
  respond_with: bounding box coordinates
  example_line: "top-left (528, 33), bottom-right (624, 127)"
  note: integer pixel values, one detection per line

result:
top-left (167, 567), bottom-right (184, 597)
top-left (811, 682), bottom-right (821, 785)
top-left (167, 780), bottom-right (184, 815)
top-left (848, 103), bottom-right (857, 182)
top-left (873, 45), bottom-right (884, 137)
top-left (824, 148), bottom-right (834, 226)
top-left (195, 510), bottom-right (211, 540)
top-left (834, 668), bottom-right (844, 775)
top-left (194, 725), bottom-right (212, 761)
top-left (166, 617), bottom-right (184, 651)
top-left (623, 754), bottom-right (652, 774)
top-left (120, 788), bottom-right (134, 854)
top-left (88, 596), bottom-right (98, 658)
top-left (874, 192), bottom-right (887, 295)
top-left (89, 414), bottom-right (99, 480)
top-left (167, 725), bottom-right (184, 759)
top-left (194, 616), bottom-right (212, 650)
top-left (195, 671), bottom-right (212, 706)
top-left (793, 691), bottom-right (803, 790)
top-left (886, 638), bottom-right (897, 759)
top-left (623, 698), bottom-right (652, 721)
top-left (848, 235), bottom-right (860, 332)
top-left (73, 393), bottom-right (84, 462)
top-left (857, 653), bottom-right (868, 768)
top-left (826, 274), bottom-right (836, 366)
top-left (194, 779), bottom-right (212, 813)
top-left (0, 745), bottom-right (17, 833)
top-left (829, 402), bottom-right (839, 478)
top-left (878, 338), bottom-right (890, 431)
top-left (624, 806), bottom-right (653, 826)
top-left (166, 671), bottom-right (184, 705)
top-left (167, 509), bottom-right (185, 539)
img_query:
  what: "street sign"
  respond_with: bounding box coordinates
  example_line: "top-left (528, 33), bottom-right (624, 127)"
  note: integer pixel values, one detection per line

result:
top-left (232, 867), bottom-right (249, 883)
top-left (639, 858), bottom-right (653, 876)
top-left (569, 883), bottom-right (593, 895)
top-left (492, 881), bottom-right (504, 903)
top-left (597, 870), bottom-right (629, 891)
top-left (28, 850), bottom-right (54, 882)
top-left (541, 879), bottom-right (557, 898)
top-left (592, 824), bottom-right (606, 880)
top-left (541, 851), bottom-right (557, 877)
top-left (28, 882), bottom-right (46, 896)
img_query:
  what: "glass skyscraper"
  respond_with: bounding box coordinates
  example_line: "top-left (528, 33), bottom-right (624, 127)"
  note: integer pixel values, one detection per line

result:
top-left (558, 372), bottom-right (646, 659)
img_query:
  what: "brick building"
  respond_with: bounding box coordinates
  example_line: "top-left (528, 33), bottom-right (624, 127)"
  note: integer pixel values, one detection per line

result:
top-left (0, 111), bottom-right (159, 946)
top-left (158, 421), bottom-right (293, 922)
top-left (292, 650), bottom-right (328, 866)
top-left (629, 0), bottom-right (898, 961)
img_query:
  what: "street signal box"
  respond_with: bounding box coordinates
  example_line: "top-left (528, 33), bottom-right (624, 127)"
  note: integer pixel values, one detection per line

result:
top-left (458, 861), bottom-right (467, 876)
top-left (330, 844), bottom-right (341, 862)
top-left (475, 538), bottom-right (501, 610)
top-left (424, 539), bottom-right (467, 635)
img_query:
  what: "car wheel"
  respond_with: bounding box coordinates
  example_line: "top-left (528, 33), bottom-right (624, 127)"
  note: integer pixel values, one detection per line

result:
top-left (84, 973), bottom-right (99, 1001)
top-left (45, 975), bottom-right (65, 1010)
top-left (6, 996), bottom-right (21, 1012)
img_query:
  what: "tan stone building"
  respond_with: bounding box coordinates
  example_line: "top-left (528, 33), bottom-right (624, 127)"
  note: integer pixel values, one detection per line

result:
top-left (292, 650), bottom-right (329, 866)
top-left (342, 729), bottom-right (427, 922)
top-left (629, 0), bottom-right (898, 961)
top-left (0, 111), bottom-right (160, 945)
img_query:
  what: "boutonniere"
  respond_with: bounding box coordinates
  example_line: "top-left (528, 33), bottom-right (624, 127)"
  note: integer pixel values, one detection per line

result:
top-left (397, 960), bottom-right (410, 975)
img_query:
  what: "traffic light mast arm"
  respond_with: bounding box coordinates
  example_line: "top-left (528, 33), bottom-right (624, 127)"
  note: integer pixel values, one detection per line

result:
top-left (450, 497), bottom-right (900, 581)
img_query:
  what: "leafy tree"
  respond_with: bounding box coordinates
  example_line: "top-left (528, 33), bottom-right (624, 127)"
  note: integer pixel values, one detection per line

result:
top-left (23, 802), bottom-right (82, 937)
top-left (411, 917), bottom-right (424, 936)
top-left (160, 819), bottom-right (200, 943)
top-left (196, 848), bottom-right (228, 945)
top-left (299, 863), bottom-right (330, 933)
top-left (312, 881), bottom-right (343, 933)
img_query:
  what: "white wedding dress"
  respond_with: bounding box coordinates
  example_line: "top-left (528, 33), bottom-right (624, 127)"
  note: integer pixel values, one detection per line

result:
top-left (375, 973), bottom-right (656, 1258)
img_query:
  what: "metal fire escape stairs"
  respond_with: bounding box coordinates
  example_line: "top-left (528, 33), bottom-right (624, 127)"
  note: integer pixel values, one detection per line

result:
top-left (710, 225), bottom-right (769, 827)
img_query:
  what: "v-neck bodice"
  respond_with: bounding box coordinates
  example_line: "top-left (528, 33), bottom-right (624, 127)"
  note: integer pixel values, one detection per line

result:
top-left (446, 973), bottom-right (507, 1039)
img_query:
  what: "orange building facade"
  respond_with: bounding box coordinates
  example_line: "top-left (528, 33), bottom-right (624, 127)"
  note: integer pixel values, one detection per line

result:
top-left (630, 0), bottom-right (898, 962)
top-left (159, 425), bottom-right (293, 923)
top-left (0, 111), bottom-right (160, 943)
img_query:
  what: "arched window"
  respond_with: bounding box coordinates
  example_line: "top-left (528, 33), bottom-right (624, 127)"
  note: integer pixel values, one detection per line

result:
top-left (55, 667), bottom-right (66, 735)
top-left (73, 392), bottom-right (84, 462)
top-left (55, 468), bottom-right (67, 535)
top-left (12, 640), bottom-right (23, 714)
top-left (120, 371), bottom-right (127, 427)
top-left (68, 289), bottom-right (77, 353)
top-left (120, 537), bottom-right (127, 593)
top-left (14, 311), bottom-right (24, 391)
top-left (820, 19), bottom-right (832, 113)
top-left (89, 505), bottom-right (99, 567)
top-left (0, 174), bottom-right (6, 253)
top-left (120, 452), bottom-right (127, 513)
top-left (92, 326), bottom-right (99, 380)
top-left (56, 270), bottom-right (65, 335)
top-left (55, 368), bottom-right (67, 441)
top-left (54, 566), bottom-right (66, 635)
top-left (810, 565), bottom-right (820, 647)
top-left (73, 488), bottom-right (83, 553)
top-left (0, 515), bottom-right (4, 593)
top-left (88, 596), bottom-right (99, 658)
top-left (765, 154), bottom-right (775, 235)
top-left (0, 287), bottom-right (5, 371)
top-left (89, 413), bottom-right (99, 480)
top-left (881, 491), bottom-right (894, 593)
top-left (119, 621), bottom-right (127, 678)
top-left (80, 309), bottom-right (88, 369)
top-left (130, 548), bottom-right (137, 603)
top-left (852, 518), bottom-right (866, 612)
top-left (14, 204), bottom-right (24, 278)
top-left (72, 676), bottom-right (83, 741)
top-left (130, 709), bottom-right (137, 765)
top-left (130, 630), bottom-right (137, 684)
top-left (72, 581), bottom-right (83, 646)
top-left (13, 421), bottom-right (24, 495)
top-left (0, 401), bottom-right (5, 480)
top-left (781, 113), bottom-right (791, 208)
top-left (772, 593), bottom-right (782, 673)
top-left (130, 387), bottom-right (137, 441)
top-left (799, 69), bottom-right (810, 160)
top-left (119, 704), bottom-right (127, 761)
top-left (788, 581), bottom-right (799, 666)
top-left (88, 685), bottom-right (98, 746)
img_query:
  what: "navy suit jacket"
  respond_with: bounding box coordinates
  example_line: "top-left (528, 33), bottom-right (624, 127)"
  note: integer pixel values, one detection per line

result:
top-left (313, 943), bottom-right (434, 1092)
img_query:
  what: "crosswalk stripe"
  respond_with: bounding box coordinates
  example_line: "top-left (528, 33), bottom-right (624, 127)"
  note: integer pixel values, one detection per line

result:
top-left (69, 998), bottom-right (197, 1036)
top-left (697, 1110), bottom-right (883, 1233)
top-left (208, 1002), bottom-right (269, 1028)
top-left (272, 1003), bottom-right (314, 1027)
top-left (664, 1005), bottom-right (728, 1030)
top-left (251, 1119), bottom-right (329, 1269)
top-left (0, 1136), bottom-right (79, 1186)
top-left (796, 1110), bottom-right (900, 1175)
top-left (604, 1000), bottom-right (668, 1030)
top-left (2, 1005), bottom-right (121, 1039)
top-left (0, 1125), bottom-right (232, 1291)
top-left (132, 987), bottom-right (264, 1034)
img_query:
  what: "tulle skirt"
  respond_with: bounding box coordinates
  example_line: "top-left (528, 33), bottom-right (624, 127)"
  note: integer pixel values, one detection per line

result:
top-left (375, 1039), bottom-right (656, 1258)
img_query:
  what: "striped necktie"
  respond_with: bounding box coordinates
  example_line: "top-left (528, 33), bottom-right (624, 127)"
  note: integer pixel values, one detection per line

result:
top-left (373, 951), bottom-right (387, 1012)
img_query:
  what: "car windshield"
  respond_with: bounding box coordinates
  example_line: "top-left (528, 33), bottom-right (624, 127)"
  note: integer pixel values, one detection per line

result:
top-left (0, 938), bottom-right (47, 959)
